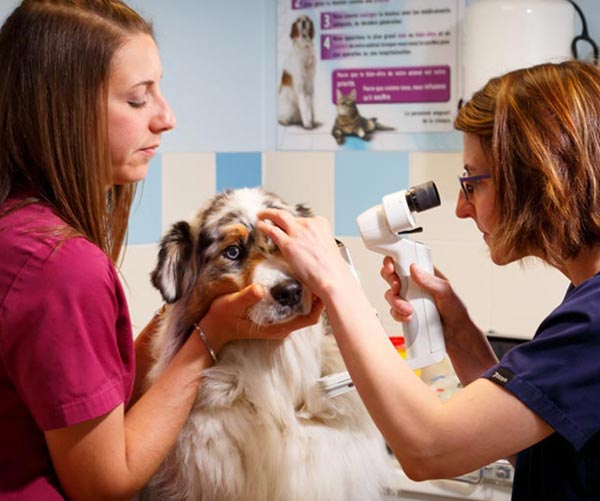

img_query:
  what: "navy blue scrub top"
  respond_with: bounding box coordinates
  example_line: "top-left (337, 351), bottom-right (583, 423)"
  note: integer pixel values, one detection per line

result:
top-left (483, 272), bottom-right (600, 500)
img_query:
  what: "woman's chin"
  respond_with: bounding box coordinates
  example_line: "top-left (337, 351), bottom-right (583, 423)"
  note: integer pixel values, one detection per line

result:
top-left (112, 164), bottom-right (149, 185)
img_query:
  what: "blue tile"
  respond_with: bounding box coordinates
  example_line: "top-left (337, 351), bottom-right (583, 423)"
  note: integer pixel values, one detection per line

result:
top-left (128, 155), bottom-right (163, 245)
top-left (216, 152), bottom-right (262, 191)
top-left (334, 151), bottom-right (410, 236)
top-left (338, 136), bottom-right (371, 151)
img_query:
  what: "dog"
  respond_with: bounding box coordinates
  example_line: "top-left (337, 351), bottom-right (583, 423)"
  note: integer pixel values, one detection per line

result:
top-left (278, 15), bottom-right (316, 129)
top-left (140, 188), bottom-right (391, 501)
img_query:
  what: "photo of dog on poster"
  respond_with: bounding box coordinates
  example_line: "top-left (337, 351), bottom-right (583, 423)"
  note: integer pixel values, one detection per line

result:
top-left (277, 15), bottom-right (317, 130)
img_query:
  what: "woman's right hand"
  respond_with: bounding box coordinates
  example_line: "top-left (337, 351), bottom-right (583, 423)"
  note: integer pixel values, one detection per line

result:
top-left (380, 256), bottom-right (470, 344)
top-left (381, 256), bottom-right (499, 385)
top-left (381, 256), bottom-right (413, 323)
top-left (197, 284), bottom-right (324, 355)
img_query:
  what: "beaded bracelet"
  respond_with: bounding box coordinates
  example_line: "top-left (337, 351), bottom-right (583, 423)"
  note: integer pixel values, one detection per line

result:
top-left (193, 322), bottom-right (217, 364)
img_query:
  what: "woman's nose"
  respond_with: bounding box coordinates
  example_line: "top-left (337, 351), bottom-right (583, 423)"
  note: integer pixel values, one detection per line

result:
top-left (152, 98), bottom-right (176, 133)
top-left (455, 189), bottom-right (473, 219)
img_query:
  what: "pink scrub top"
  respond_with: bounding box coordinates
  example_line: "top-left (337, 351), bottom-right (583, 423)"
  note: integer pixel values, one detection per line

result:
top-left (0, 196), bottom-right (135, 499)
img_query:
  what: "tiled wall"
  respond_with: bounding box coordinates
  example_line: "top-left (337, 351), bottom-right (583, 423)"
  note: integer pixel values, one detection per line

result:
top-left (122, 152), bottom-right (569, 339)
top-left (113, 0), bottom-right (576, 340)
top-left (0, 0), bottom-right (574, 342)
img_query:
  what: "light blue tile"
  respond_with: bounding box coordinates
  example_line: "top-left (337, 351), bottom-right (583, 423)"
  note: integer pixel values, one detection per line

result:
top-left (335, 151), bottom-right (410, 236)
top-left (337, 136), bottom-right (371, 151)
top-left (216, 152), bottom-right (262, 191)
top-left (128, 155), bottom-right (162, 245)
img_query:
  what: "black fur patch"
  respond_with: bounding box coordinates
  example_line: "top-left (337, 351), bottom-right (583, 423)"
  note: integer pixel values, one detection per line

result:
top-left (295, 203), bottom-right (313, 217)
top-left (151, 221), bottom-right (194, 303)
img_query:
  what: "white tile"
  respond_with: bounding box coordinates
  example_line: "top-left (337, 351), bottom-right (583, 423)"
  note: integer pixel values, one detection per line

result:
top-left (263, 151), bottom-right (335, 223)
top-left (119, 243), bottom-right (162, 337)
top-left (423, 239), bottom-right (494, 333)
top-left (489, 259), bottom-right (569, 339)
top-left (161, 152), bottom-right (216, 231)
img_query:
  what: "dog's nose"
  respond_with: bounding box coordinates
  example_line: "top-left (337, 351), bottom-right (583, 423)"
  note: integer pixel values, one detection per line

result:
top-left (271, 280), bottom-right (303, 307)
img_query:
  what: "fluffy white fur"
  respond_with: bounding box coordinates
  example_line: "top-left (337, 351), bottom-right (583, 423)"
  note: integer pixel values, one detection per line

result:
top-left (140, 188), bottom-right (391, 501)
top-left (278, 15), bottom-right (316, 129)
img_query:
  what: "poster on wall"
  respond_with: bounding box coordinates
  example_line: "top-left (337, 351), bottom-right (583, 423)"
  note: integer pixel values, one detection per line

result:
top-left (277, 0), bottom-right (465, 150)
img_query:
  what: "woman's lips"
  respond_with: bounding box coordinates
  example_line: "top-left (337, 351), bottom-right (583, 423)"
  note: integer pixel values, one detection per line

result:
top-left (139, 145), bottom-right (158, 158)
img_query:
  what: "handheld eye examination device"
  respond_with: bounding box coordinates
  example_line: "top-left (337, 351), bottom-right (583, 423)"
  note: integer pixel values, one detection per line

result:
top-left (317, 181), bottom-right (444, 398)
top-left (356, 181), bottom-right (445, 370)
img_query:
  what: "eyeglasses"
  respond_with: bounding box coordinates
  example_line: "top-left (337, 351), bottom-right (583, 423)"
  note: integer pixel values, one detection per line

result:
top-left (458, 170), bottom-right (491, 201)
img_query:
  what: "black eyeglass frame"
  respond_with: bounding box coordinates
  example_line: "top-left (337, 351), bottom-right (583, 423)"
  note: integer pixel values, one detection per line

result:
top-left (458, 171), bottom-right (491, 201)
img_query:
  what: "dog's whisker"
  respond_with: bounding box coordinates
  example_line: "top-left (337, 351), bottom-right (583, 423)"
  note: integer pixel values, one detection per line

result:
top-left (249, 322), bottom-right (262, 338)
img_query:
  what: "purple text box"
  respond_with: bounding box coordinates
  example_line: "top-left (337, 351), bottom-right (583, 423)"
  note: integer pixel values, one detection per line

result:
top-left (321, 34), bottom-right (350, 60)
top-left (320, 11), bottom-right (378, 30)
top-left (332, 66), bottom-right (451, 104)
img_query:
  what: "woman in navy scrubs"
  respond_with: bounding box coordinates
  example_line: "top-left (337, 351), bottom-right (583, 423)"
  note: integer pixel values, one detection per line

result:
top-left (259, 60), bottom-right (600, 500)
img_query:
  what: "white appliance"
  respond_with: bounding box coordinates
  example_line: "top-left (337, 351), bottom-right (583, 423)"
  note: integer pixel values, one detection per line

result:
top-left (356, 182), bottom-right (445, 370)
top-left (462, 0), bottom-right (576, 101)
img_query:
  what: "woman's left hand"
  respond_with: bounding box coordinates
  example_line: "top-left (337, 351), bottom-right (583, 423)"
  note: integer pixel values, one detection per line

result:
top-left (198, 283), bottom-right (324, 353)
top-left (257, 209), bottom-right (351, 299)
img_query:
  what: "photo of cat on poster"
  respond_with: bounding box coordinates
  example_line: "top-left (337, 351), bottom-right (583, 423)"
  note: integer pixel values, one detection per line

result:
top-left (331, 88), bottom-right (394, 145)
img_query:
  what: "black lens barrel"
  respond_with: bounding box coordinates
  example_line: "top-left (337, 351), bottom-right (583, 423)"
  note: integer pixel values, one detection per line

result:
top-left (405, 181), bottom-right (441, 213)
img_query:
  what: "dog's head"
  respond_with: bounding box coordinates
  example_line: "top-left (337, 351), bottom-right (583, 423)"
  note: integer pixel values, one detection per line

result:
top-left (151, 188), bottom-right (314, 330)
top-left (290, 15), bottom-right (314, 41)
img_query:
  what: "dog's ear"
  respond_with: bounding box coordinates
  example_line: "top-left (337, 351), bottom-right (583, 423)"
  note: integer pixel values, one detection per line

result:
top-left (308, 18), bottom-right (314, 39)
top-left (295, 203), bottom-right (313, 218)
top-left (290, 19), bottom-right (298, 39)
top-left (151, 221), bottom-right (195, 303)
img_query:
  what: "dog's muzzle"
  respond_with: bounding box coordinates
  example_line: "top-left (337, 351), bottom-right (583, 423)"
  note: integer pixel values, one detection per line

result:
top-left (271, 279), bottom-right (303, 307)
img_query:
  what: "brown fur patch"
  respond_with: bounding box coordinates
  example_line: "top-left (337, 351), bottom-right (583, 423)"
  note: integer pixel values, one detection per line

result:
top-left (180, 224), bottom-right (260, 327)
top-left (219, 224), bottom-right (249, 247)
top-left (280, 70), bottom-right (293, 90)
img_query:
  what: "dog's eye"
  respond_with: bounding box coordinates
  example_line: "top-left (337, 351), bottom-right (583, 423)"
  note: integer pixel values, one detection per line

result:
top-left (223, 245), bottom-right (242, 260)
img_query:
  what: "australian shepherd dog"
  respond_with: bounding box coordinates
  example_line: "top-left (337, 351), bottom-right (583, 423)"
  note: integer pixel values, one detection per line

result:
top-left (140, 188), bottom-right (391, 501)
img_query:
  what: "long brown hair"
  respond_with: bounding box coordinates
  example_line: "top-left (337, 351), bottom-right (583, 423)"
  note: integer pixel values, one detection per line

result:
top-left (455, 60), bottom-right (600, 267)
top-left (0, 0), bottom-right (154, 263)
